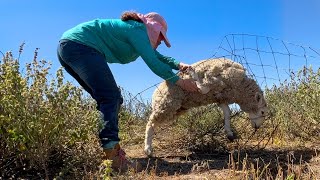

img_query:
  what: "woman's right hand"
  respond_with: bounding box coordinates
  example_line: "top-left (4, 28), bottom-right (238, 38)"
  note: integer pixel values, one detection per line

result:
top-left (176, 79), bottom-right (199, 92)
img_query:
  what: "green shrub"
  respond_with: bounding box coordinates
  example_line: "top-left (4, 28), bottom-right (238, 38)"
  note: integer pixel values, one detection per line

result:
top-left (0, 50), bottom-right (101, 178)
top-left (264, 66), bottom-right (320, 142)
top-left (165, 66), bottom-right (320, 150)
top-left (173, 104), bottom-right (231, 152)
top-left (118, 90), bottom-right (150, 146)
top-left (1, 47), bottom-right (319, 179)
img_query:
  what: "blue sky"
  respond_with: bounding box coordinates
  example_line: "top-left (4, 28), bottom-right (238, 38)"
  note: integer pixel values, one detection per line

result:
top-left (1, 0), bottom-right (320, 100)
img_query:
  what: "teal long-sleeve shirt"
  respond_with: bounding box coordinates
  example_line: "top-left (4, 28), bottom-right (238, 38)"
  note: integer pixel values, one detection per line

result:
top-left (61, 19), bottom-right (180, 83)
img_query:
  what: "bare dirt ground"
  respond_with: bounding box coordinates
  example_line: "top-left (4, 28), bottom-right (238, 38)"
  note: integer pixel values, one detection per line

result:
top-left (124, 141), bottom-right (320, 179)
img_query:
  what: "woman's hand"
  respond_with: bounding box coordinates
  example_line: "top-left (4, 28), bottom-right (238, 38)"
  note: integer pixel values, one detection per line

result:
top-left (178, 62), bottom-right (192, 72)
top-left (176, 78), bottom-right (199, 92)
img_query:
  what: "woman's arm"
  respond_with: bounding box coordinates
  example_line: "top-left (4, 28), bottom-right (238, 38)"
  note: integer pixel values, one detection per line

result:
top-left (154, 51), bottom-right (180, 70)
top-left (127, 26), bottom-right (198, 92)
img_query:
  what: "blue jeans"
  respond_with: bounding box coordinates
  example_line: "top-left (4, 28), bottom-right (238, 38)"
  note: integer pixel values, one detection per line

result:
top-left (57, 39), bottom-right (122, 149)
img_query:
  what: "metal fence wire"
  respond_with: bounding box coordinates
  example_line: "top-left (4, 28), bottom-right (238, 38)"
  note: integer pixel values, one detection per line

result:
top-left (126, 34), bottom-right (320, 112)
top-left (119, 34), bottom-right (320, 150)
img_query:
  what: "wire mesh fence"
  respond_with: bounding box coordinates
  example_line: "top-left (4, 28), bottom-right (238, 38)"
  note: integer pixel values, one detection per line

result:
top-left (211, 34), bottom-right (320, 88)
top-left (121, 34), bottom-right (320, 151)
top-left (126, 34), bottom-right (320, 118)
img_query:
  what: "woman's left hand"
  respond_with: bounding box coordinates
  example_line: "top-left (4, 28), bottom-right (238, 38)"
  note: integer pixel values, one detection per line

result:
top-left (178, 62), bottom-right (192, 72)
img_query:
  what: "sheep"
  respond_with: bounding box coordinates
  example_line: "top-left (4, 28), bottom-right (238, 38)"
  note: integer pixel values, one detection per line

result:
top-left (144, 58), bottom-right (269, 157)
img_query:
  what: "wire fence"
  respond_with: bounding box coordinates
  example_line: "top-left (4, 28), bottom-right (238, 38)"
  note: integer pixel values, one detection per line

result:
top-left (125, 34), bottom-right (320, 151)
top-left (124, 34), bottom-right (320, 119)
top-left (211, 34), bottom-right (320, 88)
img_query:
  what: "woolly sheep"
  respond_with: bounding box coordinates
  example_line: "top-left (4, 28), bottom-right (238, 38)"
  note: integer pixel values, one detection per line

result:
top-left (144, 58), bottom-right (269, 157)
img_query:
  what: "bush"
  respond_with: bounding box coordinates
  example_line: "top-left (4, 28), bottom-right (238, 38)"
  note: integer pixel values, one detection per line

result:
top-left (0, 50), bottom-right (101, 179)
top-left (264, 67), bottom-right (320, 142)
top-left (173, 104), bottom-right (230, 152)
top-left (118, 90), bottom-right (151, 146)
top-left (1, 47), bottom-right (319, 179)
top-left (168, 66), bottom-right (320, 150)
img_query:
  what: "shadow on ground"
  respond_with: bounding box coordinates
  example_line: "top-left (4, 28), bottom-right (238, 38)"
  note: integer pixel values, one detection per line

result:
top-left (133, 147), bottom-right (319, 177)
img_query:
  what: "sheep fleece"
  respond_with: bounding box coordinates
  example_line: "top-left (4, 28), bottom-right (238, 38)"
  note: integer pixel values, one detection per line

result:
top-left (151, 58), bottom-right (260, 122)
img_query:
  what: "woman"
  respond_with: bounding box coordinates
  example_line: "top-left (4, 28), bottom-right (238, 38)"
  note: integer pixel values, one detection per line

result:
top-left (57, 11), bottom-right (198, 172)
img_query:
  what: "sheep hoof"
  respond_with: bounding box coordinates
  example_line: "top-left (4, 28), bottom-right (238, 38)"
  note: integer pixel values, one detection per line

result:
top-left (144, 148), bottom-right (153, 157)
top-left (227, 132), bottom-right (239, 141)
top-left (227, 135), bottom-right (236, 142)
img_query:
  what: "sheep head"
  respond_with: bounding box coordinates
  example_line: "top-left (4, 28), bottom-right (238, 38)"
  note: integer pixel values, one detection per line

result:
top-left (246, 92), bottom-right (269, 129)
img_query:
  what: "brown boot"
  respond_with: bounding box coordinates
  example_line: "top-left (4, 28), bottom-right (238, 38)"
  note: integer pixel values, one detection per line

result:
top-left (103, 144), bottom-right (142, 173)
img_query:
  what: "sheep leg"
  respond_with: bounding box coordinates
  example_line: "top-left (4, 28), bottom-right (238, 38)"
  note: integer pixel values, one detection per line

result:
top-left (144, 117), bottom-right (156, 157)
top-left (144, 96), bottom-right (183, 157)
top-left (218, 104), bottom-right (235, 141)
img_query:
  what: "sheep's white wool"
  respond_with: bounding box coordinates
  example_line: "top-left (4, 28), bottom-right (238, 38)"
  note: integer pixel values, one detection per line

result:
top-left (144, 58), bottom-right (269, 157)
top-left (151, 58), bottom-right (254, 116)
top-left (187, 68), bottom-right (210, 94)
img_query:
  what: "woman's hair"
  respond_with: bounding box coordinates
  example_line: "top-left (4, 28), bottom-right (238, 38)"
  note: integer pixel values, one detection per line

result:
top-left (121, 11), bottom-right (143, 23)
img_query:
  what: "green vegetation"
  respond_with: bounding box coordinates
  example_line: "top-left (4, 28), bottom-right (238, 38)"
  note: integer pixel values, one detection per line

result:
top-left (0, 49), bottom-right (319, 179)
top-left (265, 67), bottom-right (320, 141)
top-left (0, 50), bottom-right (101, 179)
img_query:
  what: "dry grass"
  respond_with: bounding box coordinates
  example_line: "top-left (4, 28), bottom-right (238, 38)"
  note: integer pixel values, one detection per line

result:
top-left (118, 123), bottom-right (320, 180)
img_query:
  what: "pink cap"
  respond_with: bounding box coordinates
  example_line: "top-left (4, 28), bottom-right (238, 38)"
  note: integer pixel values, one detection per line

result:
top-left (137, 12), bottom-right (171, 48)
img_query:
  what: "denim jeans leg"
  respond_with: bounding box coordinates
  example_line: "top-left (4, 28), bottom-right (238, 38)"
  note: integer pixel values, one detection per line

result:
top-left (57, 50), bottom-right (94, 98)
top-left (57, 40), bottom-right (122, 148)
